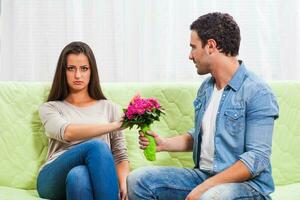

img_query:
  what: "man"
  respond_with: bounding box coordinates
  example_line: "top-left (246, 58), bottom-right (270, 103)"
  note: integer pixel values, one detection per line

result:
top-left (127, 12), bottom-right (279, 200)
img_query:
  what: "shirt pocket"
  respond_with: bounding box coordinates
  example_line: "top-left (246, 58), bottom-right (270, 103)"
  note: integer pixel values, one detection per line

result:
top-left (224, 109), bottom-right (245, 135)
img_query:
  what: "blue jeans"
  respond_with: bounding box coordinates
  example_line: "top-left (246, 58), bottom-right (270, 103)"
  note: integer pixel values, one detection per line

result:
top-left (127, 166), bottom-right (265, 200)
top-left (37, 140), bottom-right (119, 200)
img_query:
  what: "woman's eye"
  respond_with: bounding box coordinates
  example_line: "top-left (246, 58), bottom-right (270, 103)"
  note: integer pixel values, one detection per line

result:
top-left (67, 66), bottom-right (75, 71)
top-left (81, 67), bottom-right (89, 71)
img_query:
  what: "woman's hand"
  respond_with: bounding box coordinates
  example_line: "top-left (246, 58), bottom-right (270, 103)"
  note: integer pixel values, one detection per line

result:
top-left (112, 115), bottom-right (128, 132)
top-left (116, 160), bottom-right (130, 200)
top-left (119, 183), bottom-right (128, 200)
top-left (112, 120), bottom-right (123, 131)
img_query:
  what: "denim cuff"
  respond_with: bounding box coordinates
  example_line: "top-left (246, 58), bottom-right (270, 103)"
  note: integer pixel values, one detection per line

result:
top-left (239, 151), bottom-right (270, 177)
top-left (187, 128), bottom-right (195, 138)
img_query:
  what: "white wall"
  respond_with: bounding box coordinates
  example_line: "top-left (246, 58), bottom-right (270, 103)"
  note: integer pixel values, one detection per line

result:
top-left (0, 0), bottom-right (299, 82)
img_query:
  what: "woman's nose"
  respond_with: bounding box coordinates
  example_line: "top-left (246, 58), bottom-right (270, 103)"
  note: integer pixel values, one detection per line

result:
top-left (75, 70), bottom-right (81, 78)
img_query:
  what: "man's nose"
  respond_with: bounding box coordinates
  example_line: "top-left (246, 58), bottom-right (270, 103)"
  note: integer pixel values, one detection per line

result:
top-left (189, 52), bottom-right (193, 60)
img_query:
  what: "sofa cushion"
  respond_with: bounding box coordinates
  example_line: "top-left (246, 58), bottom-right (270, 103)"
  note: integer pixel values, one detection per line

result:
top-left (102, 83), bottom-right (199, 170)
top-left (0, 82), bottom-right (198, 190)
top-left (270, 183), bottom-right (300, 200)
top-left (270, 82), bottom-right (300, 187)
top-left (0, 186), bottom-right (44, 200)
top-left (0, 82), bottom-right (49, 189)
top-left (0, 82), bottom-right (299, 199)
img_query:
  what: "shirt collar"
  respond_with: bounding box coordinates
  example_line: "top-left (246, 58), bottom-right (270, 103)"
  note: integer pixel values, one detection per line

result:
top-left (227, 60), bottom-right (247, 91)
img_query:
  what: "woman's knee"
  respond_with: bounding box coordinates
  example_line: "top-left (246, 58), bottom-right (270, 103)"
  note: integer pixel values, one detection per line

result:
top-left (85, 139), bottom-right (110, 153)
top-left (66, 165), bottom-right (93, 199)
top-left (66, 165), bottom-right (91, 189)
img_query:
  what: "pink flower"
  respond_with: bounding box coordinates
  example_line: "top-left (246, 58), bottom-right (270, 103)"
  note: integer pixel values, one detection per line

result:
top-left (122, 95), bottom-right (164, 129)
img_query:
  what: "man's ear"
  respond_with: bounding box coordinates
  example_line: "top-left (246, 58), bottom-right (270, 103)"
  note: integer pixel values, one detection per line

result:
top-left (207, 39), bottom-right (217, 55)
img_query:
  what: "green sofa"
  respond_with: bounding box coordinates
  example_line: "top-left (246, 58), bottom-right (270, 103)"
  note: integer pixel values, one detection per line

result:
top-left (0, 82), bottom-right (299, 199)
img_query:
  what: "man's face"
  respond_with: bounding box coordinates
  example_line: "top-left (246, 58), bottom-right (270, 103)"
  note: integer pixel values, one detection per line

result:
top-left (189, 31), bottom-right (210, 75)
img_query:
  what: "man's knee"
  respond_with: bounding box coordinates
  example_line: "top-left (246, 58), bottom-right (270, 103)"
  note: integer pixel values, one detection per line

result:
top-left (127, 167), bottom-right (152, 187)
top-left (127, 167), bottom-right (157, 198)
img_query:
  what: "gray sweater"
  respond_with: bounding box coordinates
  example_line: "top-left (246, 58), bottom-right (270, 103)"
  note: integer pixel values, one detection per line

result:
top-left (39, 100), bottom-right (128, 167)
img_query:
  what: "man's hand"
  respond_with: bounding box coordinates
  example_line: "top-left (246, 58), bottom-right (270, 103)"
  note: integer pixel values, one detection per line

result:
top-left (138, 130), bottom-right (165, 152)
top-left (139, 132), bottom-right (193, 152)
top-left (185, 184), bottom-right (210, 200)
top-left (186, 160), bottom-right (252, 200)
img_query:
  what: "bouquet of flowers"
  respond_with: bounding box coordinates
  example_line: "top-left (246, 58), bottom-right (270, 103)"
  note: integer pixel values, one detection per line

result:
top-left (121, 94), bottom-right (165, 161)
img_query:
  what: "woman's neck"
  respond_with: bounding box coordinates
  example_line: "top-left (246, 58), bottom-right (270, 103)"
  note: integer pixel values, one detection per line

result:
top-left (65, 91), bottom-right (96, 107)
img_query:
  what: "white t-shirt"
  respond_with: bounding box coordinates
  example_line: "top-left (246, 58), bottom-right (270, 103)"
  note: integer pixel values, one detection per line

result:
top-left (199, 84), bottom-right (224, 171)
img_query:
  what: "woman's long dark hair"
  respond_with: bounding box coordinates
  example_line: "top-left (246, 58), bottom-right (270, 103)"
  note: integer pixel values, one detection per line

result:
top-left (47, 41), bottom-right (106, 102)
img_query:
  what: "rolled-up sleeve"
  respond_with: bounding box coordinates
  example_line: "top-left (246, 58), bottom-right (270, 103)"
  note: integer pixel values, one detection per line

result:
top-left (109, 103), bottom-right (128, 164)
top-left (39, 102), bottom-right (70, 143)
top-left (239, 89), bottom-right (279, 177)
top-left (187, 128), bottom-right (195, 138)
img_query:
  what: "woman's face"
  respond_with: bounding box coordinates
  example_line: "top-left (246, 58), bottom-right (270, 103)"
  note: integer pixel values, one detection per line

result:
top-left (66, 53), bottom-right (91, 93)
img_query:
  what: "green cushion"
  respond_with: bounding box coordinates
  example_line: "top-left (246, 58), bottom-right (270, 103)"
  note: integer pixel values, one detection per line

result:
top-left (271, 82), bottom-right (300, 186)
top-left (0, 82), bottom-right (49, 190)
top-left (270, 183), bottom-right (300, 200)
top-left (102, 83), bottom-right (198, 170)
top-left (0, 81), bottom-right (299, 199)
top-left (0, 186), bottom-right (45, 200)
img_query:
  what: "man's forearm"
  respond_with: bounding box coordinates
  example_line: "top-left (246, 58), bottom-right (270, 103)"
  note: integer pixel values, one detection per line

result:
top-left (201, 160), bottom-right (251, 190)
top-left (162, 133), bottom-right (193, 152)
top-left (185, 160), bottom-right (252, 199)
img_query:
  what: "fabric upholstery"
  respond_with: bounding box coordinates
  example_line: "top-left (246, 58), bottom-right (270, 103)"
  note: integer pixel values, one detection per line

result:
top-left (0, 82), bottom-right (299, 199)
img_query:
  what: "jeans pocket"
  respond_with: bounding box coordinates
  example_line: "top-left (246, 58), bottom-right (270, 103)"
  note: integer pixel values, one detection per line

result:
top-left (224, 109), bottom-right (244, 135)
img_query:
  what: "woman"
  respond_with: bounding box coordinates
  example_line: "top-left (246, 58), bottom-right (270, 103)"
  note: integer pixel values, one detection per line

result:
top-left (37, 41), bottom-right (129, 200)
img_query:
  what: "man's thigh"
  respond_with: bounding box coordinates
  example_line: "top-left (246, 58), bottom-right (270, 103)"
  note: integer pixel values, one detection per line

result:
top-left (128, 166), bottom-right (209, 200)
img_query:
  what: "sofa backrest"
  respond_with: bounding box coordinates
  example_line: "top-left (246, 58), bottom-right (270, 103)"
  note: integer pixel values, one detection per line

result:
top-left (103, 83), bottom-right (199, 171)
top-left (0, 82), bottom-right (49, 189)
top-left (0, 82), bottom-right (299, 189)
top-left (269, 82), bottom-right (300, 186)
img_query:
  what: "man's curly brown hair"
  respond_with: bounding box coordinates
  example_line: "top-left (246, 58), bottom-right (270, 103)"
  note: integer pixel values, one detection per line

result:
top-left (190, 12), bottom-right (241, 56)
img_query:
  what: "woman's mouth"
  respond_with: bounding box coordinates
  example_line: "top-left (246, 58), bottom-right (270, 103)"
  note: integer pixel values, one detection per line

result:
top-left (73, 81), bottom-right (83, 85)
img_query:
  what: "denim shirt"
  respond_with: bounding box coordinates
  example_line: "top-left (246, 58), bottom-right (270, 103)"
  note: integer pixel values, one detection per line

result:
top-left (188, 61), bottom-right (279, 197)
